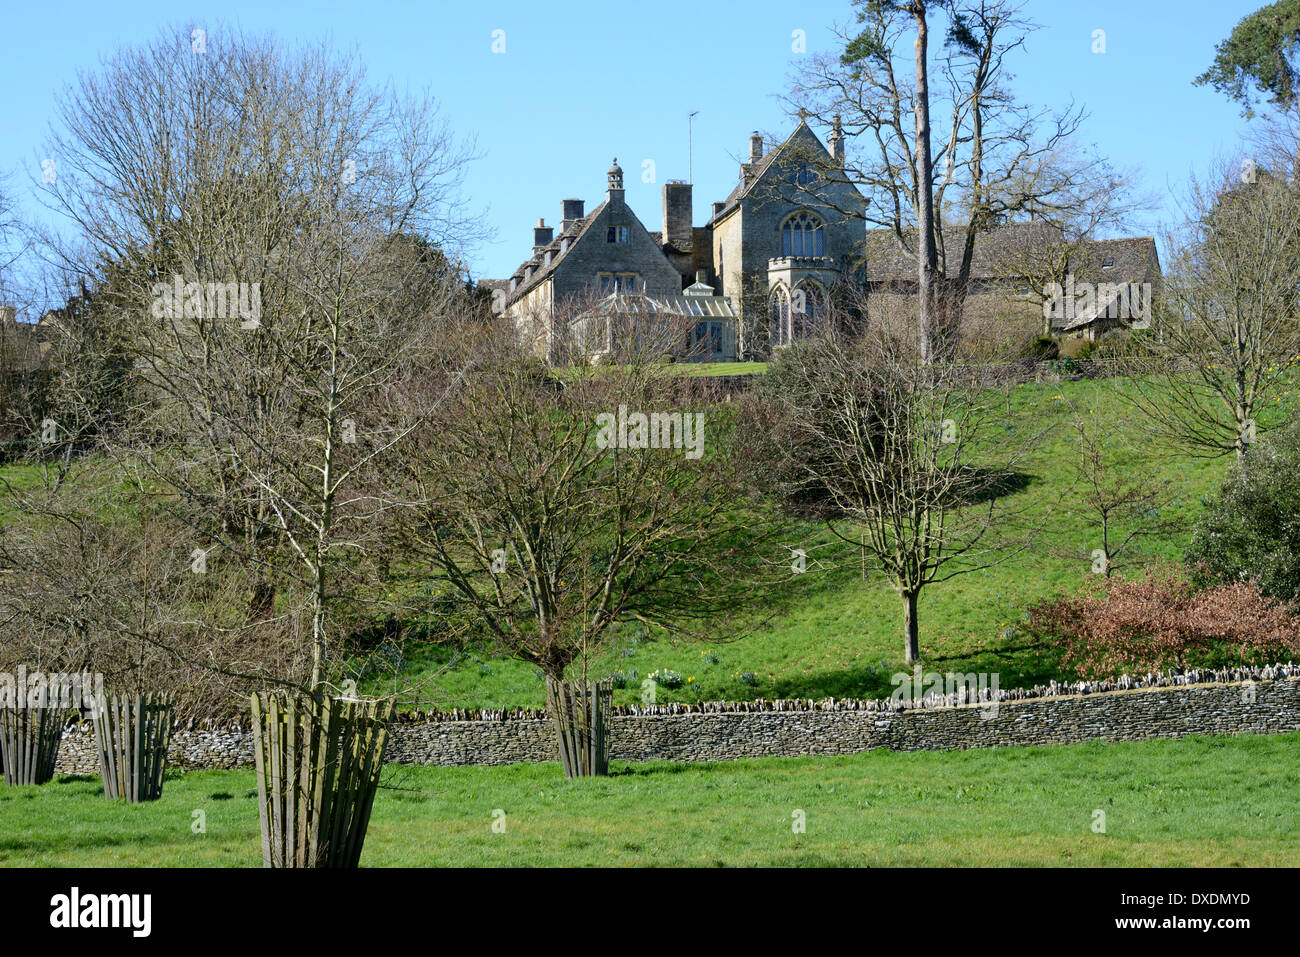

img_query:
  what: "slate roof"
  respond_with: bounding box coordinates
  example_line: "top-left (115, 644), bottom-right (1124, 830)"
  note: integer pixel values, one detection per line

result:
top-left (706, 120), bottom-right (852, 226)
top-left (864, 222), bottom-right (1158, 286)
top-left (489, 200), bottom-right (610, 308)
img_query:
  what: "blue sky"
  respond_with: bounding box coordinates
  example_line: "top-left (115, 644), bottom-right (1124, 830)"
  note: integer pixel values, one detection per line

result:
top-left (0, 0), bottom-right (1271, 285)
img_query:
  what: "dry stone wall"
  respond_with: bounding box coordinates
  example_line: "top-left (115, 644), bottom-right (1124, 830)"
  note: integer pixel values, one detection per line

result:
top-left (49, 673), bottom-right (1300, 775)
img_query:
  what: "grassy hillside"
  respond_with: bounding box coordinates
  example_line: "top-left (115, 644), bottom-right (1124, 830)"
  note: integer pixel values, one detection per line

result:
top-left (368, 374), bottom-right (1277, 710)
top-left (3, 732), bottom-right (1296, 867)
top-left (3, 373), bottom-right (1292, 712)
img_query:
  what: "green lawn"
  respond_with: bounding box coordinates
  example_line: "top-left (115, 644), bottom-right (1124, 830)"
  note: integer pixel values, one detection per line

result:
top-left (369, 374), bottom-right (1293, 711)
top-left (3, 732), bottom-right (1297, 867)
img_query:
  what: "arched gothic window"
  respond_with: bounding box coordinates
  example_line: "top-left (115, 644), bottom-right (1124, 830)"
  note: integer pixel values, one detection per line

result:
top-left (769, 286), bottom-right (791, 348)
top-left (781, 212), bottom-right (825, 258)
top-left (791, 282), bottom-right (825, 339)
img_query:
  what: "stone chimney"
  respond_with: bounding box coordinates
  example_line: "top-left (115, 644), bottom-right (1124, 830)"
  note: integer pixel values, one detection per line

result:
top-left (661, 181), bottom-right (693, 250)
top-left (533, 218), bottom-right (553, 255)
top-left (711, 201), bottom-right (726, 219)
top-left (828, 114), bottom-right (845, 166)
top-left (749, 132), bottom-right (763, 164)
top-left (561, 198), bottom-right (585, 233)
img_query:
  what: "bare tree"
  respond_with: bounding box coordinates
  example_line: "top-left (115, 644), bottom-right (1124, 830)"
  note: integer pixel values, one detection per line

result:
top-left (30, 26), bottom-right (481, 698)
top-left (751, 301), bottom-right (1037, 662)
top-left (1124, 157), bottom-right (1300, 459)
top-left (1057, 411), bottom-right (1185, 579)
top-left (783, 0), bottom-right (1145, 360)
top-left (390, 317), bottom-right (777, 759)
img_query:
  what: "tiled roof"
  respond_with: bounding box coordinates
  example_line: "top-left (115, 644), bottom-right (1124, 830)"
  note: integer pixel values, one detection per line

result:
top-left (500, 201), bottom-right (608, 306)
top-left (707, 120), bottom-right (834, 226)
top-left (864, 222), bottom-right (1158, 285)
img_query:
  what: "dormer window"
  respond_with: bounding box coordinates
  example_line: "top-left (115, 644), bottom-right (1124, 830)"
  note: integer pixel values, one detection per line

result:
top-left (1102, 257), bottom-right (1114, 268)
top-left (607, 225), bottom-right (629, 244)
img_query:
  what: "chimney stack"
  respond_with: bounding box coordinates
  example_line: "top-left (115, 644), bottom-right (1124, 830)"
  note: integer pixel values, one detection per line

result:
top-left (749, 131), bottom-right (763, 164)
top-left (533, 218), bottom-right (553, 255)
top-left (561, 198), bottom-right (585, 233)
top-left (661, 181), bottom-right (693, 250)
top-left (828, 114), bottom-right (845, 166)
top-left (711, 201), bottom-right (726, 219)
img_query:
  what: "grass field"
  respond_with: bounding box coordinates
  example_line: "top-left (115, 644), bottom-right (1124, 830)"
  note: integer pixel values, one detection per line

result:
top-left (2, 732), bottom-right (1296, 867)
top-left (366, 373), bottom-right (1291, 711)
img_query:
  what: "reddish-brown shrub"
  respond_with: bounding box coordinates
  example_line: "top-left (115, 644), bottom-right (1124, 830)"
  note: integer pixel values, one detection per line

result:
top-left (1027, 565), bottom-right (1300, 678)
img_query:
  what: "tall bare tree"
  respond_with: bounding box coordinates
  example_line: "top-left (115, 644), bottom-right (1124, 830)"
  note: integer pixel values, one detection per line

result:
top-left (784, 0), bottom-right (1144, 360)
top-left (31, 26), bottom-right (479, 697)
top-left (1124, 158), bottom-right (1300, 459)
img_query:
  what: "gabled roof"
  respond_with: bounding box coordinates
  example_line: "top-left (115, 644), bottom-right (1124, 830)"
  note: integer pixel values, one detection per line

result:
top-left (498, 200), bottom-right (609, 306)
top-left (1069, 237), bottom-right (1160, 286)
top-left (707, 120), bottom-right (860, 226)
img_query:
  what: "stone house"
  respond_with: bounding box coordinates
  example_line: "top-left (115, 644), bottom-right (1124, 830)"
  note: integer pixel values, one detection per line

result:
top-left (489, 117), bottom-right (866, 361)
top-left (487, 117), bottom-right (1156, 360)
top-left (864, 223), bottom-right (1161, 344)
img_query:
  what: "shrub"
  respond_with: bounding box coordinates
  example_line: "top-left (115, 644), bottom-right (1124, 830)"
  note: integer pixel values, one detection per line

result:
top-left (1187, 420), bottom-right (1300, 603)
top-left (1027, 565), bottom-right (1300, 678)
top-left (1057, 337), bottom-right (1095, 360)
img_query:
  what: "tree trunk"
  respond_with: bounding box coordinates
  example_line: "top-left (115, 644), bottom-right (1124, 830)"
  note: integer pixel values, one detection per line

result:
top-left (248, 579), bottom-right (275, 623)
top-left (911, 4), bottom-right (938, 366)
top-left (903, 588), bottom-right (921, 663)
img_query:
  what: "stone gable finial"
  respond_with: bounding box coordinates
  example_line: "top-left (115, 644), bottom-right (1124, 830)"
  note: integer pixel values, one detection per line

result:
top-left (607, 158), bottom-right (623, 190)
